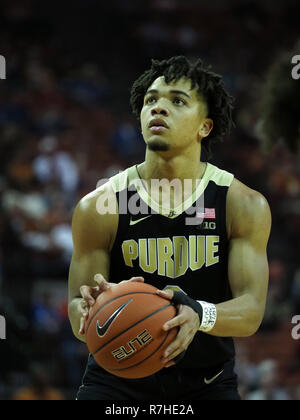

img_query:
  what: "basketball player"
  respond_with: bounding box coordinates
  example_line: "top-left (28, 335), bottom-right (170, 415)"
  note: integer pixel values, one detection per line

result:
top-left (68, 56), bottom-right (271, 400)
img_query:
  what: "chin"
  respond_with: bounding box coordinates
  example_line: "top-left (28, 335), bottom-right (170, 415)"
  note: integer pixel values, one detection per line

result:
top-left (147, 139), bottom-right (171, 152)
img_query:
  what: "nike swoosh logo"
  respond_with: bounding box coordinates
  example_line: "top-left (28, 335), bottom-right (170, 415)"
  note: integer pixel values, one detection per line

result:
top-left (204, 369), bottom-right (224, 385)
top-left (96, 298), bottom-right (132, 338)
top-left (130, 216), bottom-right (151, 226)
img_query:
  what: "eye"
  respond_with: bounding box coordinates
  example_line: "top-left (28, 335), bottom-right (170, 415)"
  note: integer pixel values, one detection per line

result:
top-left (145, 96), bottom-right (156, 105)
top-left (173, 97), bottom-right (185, 106)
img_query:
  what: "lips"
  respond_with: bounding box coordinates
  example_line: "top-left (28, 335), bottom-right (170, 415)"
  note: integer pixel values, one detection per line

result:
top-left (148, 119), bottom-right (169, 129)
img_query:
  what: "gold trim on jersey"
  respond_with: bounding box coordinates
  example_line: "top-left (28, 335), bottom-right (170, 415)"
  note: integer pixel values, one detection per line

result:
top-left (110, 163), bottom-right (234, 219)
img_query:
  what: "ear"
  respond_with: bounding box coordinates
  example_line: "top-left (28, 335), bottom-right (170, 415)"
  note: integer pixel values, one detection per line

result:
top-left (198, 118), bottom-right (214, 140)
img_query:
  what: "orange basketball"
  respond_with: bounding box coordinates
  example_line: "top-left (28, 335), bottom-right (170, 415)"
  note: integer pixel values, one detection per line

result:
top-left (85, 281), bottom-right (177, 379)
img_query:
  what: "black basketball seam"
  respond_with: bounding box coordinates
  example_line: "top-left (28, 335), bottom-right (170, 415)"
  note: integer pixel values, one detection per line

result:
top-left (107, 330), bottom-right (171, 373)
top-left (86, 291), bottom-right (158, 334)
top-left (92, 303), bottom-right (174, 356)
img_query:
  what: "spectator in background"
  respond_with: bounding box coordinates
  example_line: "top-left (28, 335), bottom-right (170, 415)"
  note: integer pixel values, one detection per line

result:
top-left (261, 259), bottom-right (292, 332)
top-left (291, 269), bottom-right (300, 314)
top-left (247, 360), bottom-right (290, 400)
top-left (112, 116), bottom-right (145, 163)
top-left (260, 42), bottom-right (300, 154)
top-left (61, 63), bottom-right (110, 107)
top-left (234, 342), bottom-right (260, 398)
top-left (33, 135), bottom-right (79, 201)
top-left (12, 363), bottom-right (65, 401)
top-left (31, 290), bottom-right (62, 336)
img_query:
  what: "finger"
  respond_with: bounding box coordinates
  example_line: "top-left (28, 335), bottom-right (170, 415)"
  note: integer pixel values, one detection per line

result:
top-left (80, 285), bottom-right (95, 306)
top-left (162, 328), bottom-right (191, 360)
top-left (80, 300), bottom-right (89, 315)
top-left (94, 273), bottom-right (109, 290)
top-left (79, 317), bottom-right (85, 335)
top-left (163, 334), bottom-right (194, 363)
top-left (164, 361), bottom-right (176, 368)
top-left (119, 277), bottom-right (144, 285)
top-left (156, 289), bottom-right (174, 300)
top-left (163, 348), bottom-right (186, 365)
top-left (90, 285), bottom-right (100, 299)
top-left (162, 313), bottom-right (186, 331)
top-left (128, 277), bottom-right (145, 283)
top-left (163, 345), bottom-right (187, 364)
top-left (79, 312), bottom-right (88, 335)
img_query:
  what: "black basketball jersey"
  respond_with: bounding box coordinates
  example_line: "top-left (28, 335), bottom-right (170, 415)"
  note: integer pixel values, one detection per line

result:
top-left (108, 162), bottom-right (235, 369)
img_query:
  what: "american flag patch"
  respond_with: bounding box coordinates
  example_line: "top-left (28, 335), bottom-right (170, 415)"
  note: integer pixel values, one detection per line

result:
top-left (196, 208), bottom-right (216, 219)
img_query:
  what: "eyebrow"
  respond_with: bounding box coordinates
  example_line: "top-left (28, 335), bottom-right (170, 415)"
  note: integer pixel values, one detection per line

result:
top-left (145, 89), bottom-right (192, 100)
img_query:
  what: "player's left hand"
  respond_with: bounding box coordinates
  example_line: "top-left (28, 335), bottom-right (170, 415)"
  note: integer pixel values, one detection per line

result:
top-left (156, 289), bottom-right (200, 368)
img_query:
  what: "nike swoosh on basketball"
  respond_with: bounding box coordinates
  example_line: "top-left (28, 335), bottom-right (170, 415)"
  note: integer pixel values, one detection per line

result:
top-left (130, 216), bottom-right (151, 226)
top-left (204, 370), bottom-right (224, 385)
top-left (96, 299), bottom-right (132, 338)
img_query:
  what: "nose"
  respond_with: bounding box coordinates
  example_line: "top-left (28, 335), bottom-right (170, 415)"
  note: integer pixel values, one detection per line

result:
top-left (151, 105), bottom-right (169, 117)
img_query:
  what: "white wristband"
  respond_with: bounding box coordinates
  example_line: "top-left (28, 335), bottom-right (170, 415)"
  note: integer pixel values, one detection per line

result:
top-left (197, 301), bottom-right (217, 332)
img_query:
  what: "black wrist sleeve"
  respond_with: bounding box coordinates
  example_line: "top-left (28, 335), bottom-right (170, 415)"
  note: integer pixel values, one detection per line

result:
top-left (172, 291), bottom-right (203, 324)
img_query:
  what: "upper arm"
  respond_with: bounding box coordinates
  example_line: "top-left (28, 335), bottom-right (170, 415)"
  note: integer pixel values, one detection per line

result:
top-left (68, 183), bottom-right (118, 302)
top-left (226, 180), bottom-right (272, 314)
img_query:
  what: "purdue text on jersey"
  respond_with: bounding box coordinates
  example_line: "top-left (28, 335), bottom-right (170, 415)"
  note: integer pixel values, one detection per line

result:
top-left (122, 235), bottom-right (220, 279)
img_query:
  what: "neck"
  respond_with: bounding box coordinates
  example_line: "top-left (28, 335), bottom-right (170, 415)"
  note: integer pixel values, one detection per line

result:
top-left (138, 144), bottom-right (206, 184)
top-left (137, 145), bottom-right (207, 210)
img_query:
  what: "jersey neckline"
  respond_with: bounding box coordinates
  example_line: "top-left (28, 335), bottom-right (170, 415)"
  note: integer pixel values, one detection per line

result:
top-left (129, 162), bottom-right (214, 219)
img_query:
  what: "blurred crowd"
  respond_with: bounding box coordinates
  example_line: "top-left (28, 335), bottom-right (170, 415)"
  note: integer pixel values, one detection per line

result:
top-left (0, 0), bottom-right (300, 400)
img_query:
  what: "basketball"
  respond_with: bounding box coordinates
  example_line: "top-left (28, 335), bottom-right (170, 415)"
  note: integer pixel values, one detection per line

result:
top-left (85, 281), bottom-right (178, 379)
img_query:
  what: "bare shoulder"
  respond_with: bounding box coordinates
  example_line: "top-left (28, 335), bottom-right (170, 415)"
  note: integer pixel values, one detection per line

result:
top-left (72, 180), bottom-right (118, 253)
top-left (75, 180), bottom-right (117, 217)
top-left (226, 178), bottom-right (272, 240)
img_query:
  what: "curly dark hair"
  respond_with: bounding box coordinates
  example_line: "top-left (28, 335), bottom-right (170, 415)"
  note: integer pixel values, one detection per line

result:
top-left (260, 50), bottom-right (300, 153)
top-left (130, 56), bottom-right (235, 159)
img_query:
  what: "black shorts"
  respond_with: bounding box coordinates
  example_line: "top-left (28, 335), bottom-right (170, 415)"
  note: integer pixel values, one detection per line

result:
top-left (76, 355), bottom-right (241, 401)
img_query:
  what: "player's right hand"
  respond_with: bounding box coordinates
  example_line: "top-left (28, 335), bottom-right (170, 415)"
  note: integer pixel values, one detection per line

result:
top-left (78, 274), bottom-right (145, 336)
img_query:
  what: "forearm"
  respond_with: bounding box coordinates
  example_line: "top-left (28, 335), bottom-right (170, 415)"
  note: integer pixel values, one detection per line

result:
top-left (204, 294), bottom-right (263, 338)
top-left (68, 297), bottom-right (86, 343)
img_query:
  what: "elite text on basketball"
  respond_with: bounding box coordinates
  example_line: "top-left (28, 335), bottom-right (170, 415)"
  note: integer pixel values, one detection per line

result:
top-left (111, 329), bottom-right (153, 361)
